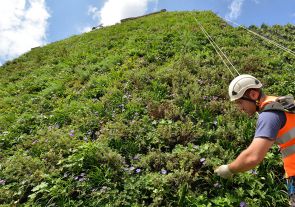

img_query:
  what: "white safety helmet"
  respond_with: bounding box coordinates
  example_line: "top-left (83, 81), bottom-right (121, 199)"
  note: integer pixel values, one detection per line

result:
top-left (228, 74), bottom-right (262, 101)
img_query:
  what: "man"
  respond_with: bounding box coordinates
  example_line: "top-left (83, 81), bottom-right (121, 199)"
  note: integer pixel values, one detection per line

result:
top-left (214, 74), bottom-right (295, 206)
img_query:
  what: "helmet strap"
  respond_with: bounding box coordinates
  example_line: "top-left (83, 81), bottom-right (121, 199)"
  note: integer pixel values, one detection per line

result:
top-left (240, 96), bottom-right (256, 104)
top-left (255, 90), bottom-right (263, 111)
top-left (240, 90), bottom-right (262, 111)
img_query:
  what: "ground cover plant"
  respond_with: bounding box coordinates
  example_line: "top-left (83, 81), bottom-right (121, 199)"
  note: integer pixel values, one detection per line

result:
top-left (0, 11), bottom-right (295, 206)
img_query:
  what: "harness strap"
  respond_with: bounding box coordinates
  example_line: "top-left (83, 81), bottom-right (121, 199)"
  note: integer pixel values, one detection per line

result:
top-left (260, 95), bottom-right (295, 114)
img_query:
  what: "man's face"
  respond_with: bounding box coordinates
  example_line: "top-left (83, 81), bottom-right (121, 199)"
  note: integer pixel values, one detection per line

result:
top-left (234, 98), bottom-right (257, 116)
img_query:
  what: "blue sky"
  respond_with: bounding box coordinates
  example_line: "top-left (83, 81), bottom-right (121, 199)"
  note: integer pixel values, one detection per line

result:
top-left (0, 0), bottom-right (295, 65)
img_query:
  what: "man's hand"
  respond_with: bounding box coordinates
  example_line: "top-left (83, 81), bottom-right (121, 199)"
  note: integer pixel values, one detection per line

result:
top-left (214, 164), bottom-right (233, 179)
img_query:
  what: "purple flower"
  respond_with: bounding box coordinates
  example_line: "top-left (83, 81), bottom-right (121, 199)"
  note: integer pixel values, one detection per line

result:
top-left (248, 169), bottom-right (258, 175)
top-left (0, 179), bottom-right (6, 185)
top-left (74, 172), bottom-right (86, 181)
top-left (160, 169), bottom-right (167, 175)
top-left (69, 130), bottom-right (75, 137)
top-left (78, 177), bottom-right (86, 182)
top-left (135, 168), bottom-right (141, 173)
top-left (240, 201), bottom-right (247, 207)
top-left (200, 158), bottom-right (206, 163)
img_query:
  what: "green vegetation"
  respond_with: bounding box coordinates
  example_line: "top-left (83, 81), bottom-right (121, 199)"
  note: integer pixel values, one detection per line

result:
top-left (0, 11), bottom-right (294, 206)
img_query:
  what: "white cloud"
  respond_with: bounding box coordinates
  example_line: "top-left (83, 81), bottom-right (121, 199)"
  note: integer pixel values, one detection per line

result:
top-left (87, 0), bottom-right (158, 27)
top-left (79, 26), bottom-right (92, 33)
top-left (0, 0), bottom-right (50, 63)
top-left (100, 0), bottom-right (149, 26)
top-left (88, 5), bottom-right (100, 21)
top-left (225, 0), bottom-right (244, 20)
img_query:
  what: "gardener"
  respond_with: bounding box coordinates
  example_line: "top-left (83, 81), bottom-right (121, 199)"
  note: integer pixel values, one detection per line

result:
top-left (214, 74), bottom-right (295, 206)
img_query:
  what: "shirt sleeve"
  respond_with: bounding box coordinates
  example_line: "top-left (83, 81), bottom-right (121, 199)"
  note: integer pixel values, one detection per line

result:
top-left (254, 111), bottom-right (286, 140)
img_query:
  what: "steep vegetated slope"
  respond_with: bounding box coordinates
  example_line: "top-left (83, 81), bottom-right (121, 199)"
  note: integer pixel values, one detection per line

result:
top-left (0, 11), bottom-right (295, 206)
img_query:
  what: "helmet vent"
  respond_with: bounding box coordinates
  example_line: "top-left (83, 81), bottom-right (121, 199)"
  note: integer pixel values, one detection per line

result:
top-left (255, 80), bottom-right (259, 84)
top-left (232, 91), bottom-right (237, 95)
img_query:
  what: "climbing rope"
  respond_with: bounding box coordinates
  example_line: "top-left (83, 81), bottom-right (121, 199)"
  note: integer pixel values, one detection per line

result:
top-left (193, 17), bottom-right (240, 78)
top-left (193, 14), bottom-right (295, 79)
top-left (224, 18), bottom-right (295, 57)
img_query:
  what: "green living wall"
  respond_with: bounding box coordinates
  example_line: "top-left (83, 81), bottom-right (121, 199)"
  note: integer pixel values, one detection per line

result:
top-left (0, 11), bottom-right (295, 206)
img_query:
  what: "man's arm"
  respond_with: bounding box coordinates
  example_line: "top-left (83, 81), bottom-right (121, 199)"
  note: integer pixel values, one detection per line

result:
top-left (215, 111), bottom-right (285, 178)
top-left (228, 137), bottom-right (275, 173)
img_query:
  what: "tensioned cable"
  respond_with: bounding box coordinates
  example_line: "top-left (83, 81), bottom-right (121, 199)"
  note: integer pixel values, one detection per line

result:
top-left (193, 17), bottom-right (240, 77)
top-left (197, 20), bottom-right (240, 76)
top-left (224, 18), bottom-right (295, 57)
top-left (197, 21), bottom-right (235, 78)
